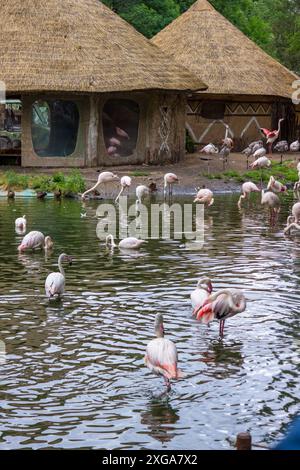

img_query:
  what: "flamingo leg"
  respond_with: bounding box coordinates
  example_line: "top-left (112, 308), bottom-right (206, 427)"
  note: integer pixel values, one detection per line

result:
top-left (164, 376), bottom-right (171, 392)
top-left (219, 320), bottom-right (225, 339)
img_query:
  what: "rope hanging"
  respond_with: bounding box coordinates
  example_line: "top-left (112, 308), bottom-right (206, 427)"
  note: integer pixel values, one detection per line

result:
top-left (158, 104), bottom-right (171, 160)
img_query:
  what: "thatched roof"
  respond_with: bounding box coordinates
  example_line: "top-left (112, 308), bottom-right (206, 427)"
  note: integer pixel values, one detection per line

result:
top-left (0, 0), bottom-right (206, 95)
top-left (152, 0), bottom-right (298, 99)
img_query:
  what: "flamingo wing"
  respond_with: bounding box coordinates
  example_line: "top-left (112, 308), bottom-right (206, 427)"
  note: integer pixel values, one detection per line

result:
top-left (146, 338), bottom-right (178, 379)
top-left (260, 128), bottom-right (270, 137)
top-left (45, 273), bottom-right (65, 297)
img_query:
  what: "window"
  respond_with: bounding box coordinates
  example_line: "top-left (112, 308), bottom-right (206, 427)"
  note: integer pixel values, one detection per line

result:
top-left (103, 99), bottom-right (140, 158)
top-left (0, 100), bottom-right (22, 158)
top-left (32, 100), bottom-right (79, 157)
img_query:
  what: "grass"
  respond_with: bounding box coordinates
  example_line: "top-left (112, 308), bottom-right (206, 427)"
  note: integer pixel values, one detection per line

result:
top-left (129, 170), bottom-right (150, 177)
top-left (201, 161), bottom-right (298, 185)
top-left (0, 170), bottom-right (86, 196)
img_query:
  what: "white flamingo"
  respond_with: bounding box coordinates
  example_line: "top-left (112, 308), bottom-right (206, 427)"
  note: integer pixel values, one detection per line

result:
top-left (191, 277), bottom-right (213, 314)
top-left (194, 188), bottom-right (214, 206)
top-left (201, 144), bottom-right (219, 155)
top-left (284, 202), bottom-right (300, 235)
top-left (274, 140), bottom-right (289, 153)
top-left (290, 139), bottom-right (300, 152)
top-left (18, 231), bottom-right (53, 252)
top-left (261, 190), bottom-right (280, 223)
top-left (267, 176), bottom-right (287, 193)
top-left (145, 313), bottom-right (183, 392)
top-left (115, 176), bottom-right (132, 202)
top-left (194, 289), bottom-right (246, 338)
top-left (15, 215), bottom-right (26, 231)
top-left (238, 182), bottom-right (260, 208)
top-left (81, 171), bottom-right (119, 199)
top-left (253, 147), bottom-right (267, 159)
top-left (106, 234), bottom-right (147, 250)
top-left (164, 173), bottom-right (179, 198)
top-left (136, 185), bottom-right (149, 205)
top-left (45, 253), bottom-right (72, 299)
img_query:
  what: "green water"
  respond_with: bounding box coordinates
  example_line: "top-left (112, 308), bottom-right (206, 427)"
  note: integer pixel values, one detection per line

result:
top-left (0, 194), bottom-right (299, 449)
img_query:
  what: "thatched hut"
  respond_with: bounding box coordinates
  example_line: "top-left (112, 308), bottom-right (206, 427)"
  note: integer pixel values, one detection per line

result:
top-left (0, 0), bottom-right (206, 167)
top-left (152, 0), bottom-right (299, 150)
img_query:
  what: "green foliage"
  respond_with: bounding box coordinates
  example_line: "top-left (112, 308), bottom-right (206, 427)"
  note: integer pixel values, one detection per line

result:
top-left (129, 170), bottom-right (150, 177)
top-left (0, 170), bottom-right (86, 196)
top-left (101, 0), bottom-right (299, 72)
top-left (211, 161), bottom-right (298, 184)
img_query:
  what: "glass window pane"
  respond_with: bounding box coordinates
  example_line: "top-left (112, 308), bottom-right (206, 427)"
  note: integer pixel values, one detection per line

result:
top-left (0, 100), bottom-right (22, 160)
top-left (103, 99), bottom-right (140, 158)
top-left (32, 100), bottom-right (79, 157)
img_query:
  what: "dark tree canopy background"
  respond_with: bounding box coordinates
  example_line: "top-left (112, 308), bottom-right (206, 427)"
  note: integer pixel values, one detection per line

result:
top-left (102, 0), bottom-right (300, 73)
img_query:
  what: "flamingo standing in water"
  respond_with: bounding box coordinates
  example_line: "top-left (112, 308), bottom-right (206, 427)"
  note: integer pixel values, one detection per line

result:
top-left (261, 118), bottom-right (285, 154)
top-left (267, 176), bottom-right (287, 193)
top-left (250, 156), bottom-right (271, 188)
top-left (18, 231), bottom-right (53, 252)
top-left (81, 171), bottom-right (119, 199)
top-left (106, 234), bottom-right (147, 250)
top-left (115, 176), bottom-right (132, 202)
top-left (191, 277), bottom-right (213, 315)
top-left (284, 202), bottom-right (300, 235)
top-left (261, 190), bottom-right (280, 223)
top-left (45, 253), bottom-right (72, 299)
top-left (15, 215), bottom-right (27, 231)
top-left (164, 173), bottom-right (179, 198)
top-left (136, 185), bottom-right (149, 206)
top-left (145, 313), bottom-right (183, 392)
top-left (194, 289), bottom-right (247, 338)
top-left (194, 188), bottom-right (214, 207)
top-left (238, 182), bottom-right (260, 208)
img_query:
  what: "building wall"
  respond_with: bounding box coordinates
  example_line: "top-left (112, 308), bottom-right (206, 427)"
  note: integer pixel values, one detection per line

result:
top-left (186, 96), bottom-right (273, 150)
top-left (21, 91), bottom-right (187, 168)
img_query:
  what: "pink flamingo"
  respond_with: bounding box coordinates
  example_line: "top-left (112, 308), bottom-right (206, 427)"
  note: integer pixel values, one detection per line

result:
top-left (45, 253), bottom-right (72, 299)
top-left (191, 277), bottom-right (213, 315)
top-left (18, 231), bottom-right (53, 252)
top-left (238, 182), bottom-right (260, 208)
top-left (194, 188), bottom-right (214, 206)
top-left (81, 171), bottom-right (119, 199)
top-left (15, 215), bottom-right (26, 231)
top-left (106, 234), bottom-right (147, 250)
top-left (261, 190), bottom-right (281, 224)
top-left (267, 176), bottom-right (287, 193)
top-left (115, 176), bottom-right (132, 202)
top-left (116, 127), bottom-right (130, 140)
top-left (194, 289), bottom-right (247, 338)
top-left (284, 202), bottom-right (300, 235)
top-left (145, 313), bottom-right (183, 392)
top-left (164, 173), bottom-right (179, 198)
top-left (261, 118), bottom-right (285, 154)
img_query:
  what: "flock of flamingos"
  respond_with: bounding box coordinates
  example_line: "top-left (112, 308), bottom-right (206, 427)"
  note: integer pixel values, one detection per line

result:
top-left (12, 147), bottom-right (300, 392)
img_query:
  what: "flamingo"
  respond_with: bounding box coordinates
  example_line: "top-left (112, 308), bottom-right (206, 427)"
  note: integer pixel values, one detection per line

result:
top-left (116, 127), bottom-right (130, 140)
top-left (191, 277), bottom-right (213, 315)
top-left (145, 313), bottom-right (183, 392)
top-left (18, 231), bottom-right (53, 252)
top-left (267, 176), bottom-right (287, 193)
top-left (194, 188), bottom-right (214, 206)
top-left (164, 173), bottom-right (179, 198)
top-left (106, 234), bottom-right (147, 250)
top-left (238, 182), bottom-right (260, 208)
top-left (260, 118), bottom-right (285, 154)
top-left (194, 289), bottom-right (247, 338)
top-left (136, 185), bottom-right (149, 205)
top-left (290, 139), bottom-right (300, 152)
top-left (109, 137), bottom-right (121, 147)
top-left (45, 253), bottom-right (72, 299)
top-left (115, 176), bottom-right (132, 202)
top-left (250, 156), bottom-right (271, 187)
top-left (201, 144), bottom-right (219, 155)
top-left (81, 171), bottom-right (119, 199)
top-left (15, 215), bottom-right (26, 231)
top-left (222, 125), bottom-right (233, 149)
top-left (274, 140), bottom-right (289, 153)
top-left (284, 202), bottom-right (300, 235)
top-left (261, 190), bottom-right (280, 223)
top-left (220, 144), bottom-right (231, 169)
top-left (253, 147), bottom-right (267, 159)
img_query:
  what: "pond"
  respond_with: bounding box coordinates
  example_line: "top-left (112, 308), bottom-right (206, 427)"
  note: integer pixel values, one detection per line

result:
top-left (0, 193), bottom-right (299, 450)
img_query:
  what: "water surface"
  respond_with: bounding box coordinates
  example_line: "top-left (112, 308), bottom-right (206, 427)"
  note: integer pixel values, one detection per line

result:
top-left (0, 193), bottom-right (299, 450)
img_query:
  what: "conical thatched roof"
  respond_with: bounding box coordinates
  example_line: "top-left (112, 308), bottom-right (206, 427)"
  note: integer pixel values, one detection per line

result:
top-left (0, 0), bottom-right (206, 95)
top-left (152, 0), bottom-right (298, 99)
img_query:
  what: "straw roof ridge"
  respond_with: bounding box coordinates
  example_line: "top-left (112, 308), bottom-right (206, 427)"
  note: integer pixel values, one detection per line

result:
top-left (152, 0), bottom-right (299, 99)
top-left (0, 0), bottom-right (207, 94)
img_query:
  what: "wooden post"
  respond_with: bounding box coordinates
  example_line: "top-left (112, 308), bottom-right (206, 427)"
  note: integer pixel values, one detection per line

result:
top-left (236, 432), bottom-right (252, 450)
top-left (87, 95), bottom-right (99, 167)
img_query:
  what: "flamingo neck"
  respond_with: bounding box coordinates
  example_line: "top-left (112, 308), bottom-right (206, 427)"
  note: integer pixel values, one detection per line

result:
top-left (155, 323), bottom-right (164, 338)
top-left (58, 256), bottom-right (65, 276)
top-left (106, 234), bottom-right (116, 248)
